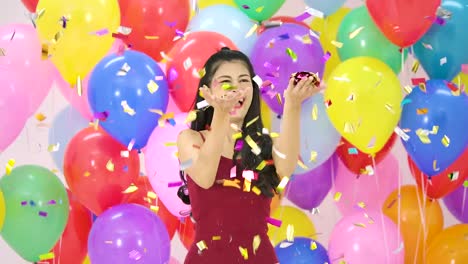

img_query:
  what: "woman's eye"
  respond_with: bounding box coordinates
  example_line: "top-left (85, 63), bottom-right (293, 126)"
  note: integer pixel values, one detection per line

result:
top-left (240, 79), bottom-right (250, 83)
top-left (221, 80), bottom-right (231, 83)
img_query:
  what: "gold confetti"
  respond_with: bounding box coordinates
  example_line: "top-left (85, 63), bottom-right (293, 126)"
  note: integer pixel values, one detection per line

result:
top-left (223, 179), bottom-right (241, 189)
top-left (164, 142), bottom-right (176, 147)
top-left (331, 40), bottom-right (343, 48)
top-left (232, 132), bottom-right (243, 140)
top-left (185, 110), bottom-right (197, 123)
top-left (39, 252), bottom-right (54, 260)
top-left (346, 93), bottom-right (355, 101)
top-left (286, 224), bottom-right (295, 242)
top-left (404, 85), bottom-right (413, 94)
top-left (35, 113), bottom-right (46, 121)
top-left (245, 24), bottom-right (258, 38)
top-left (106, 160), bottom-right (115, 172)
top-left (256, 160), bottom-right (267, 170)
top-left (276, 177), bottom-right (290, 193)
top-left (310, 151), bottom-right (317, 162)
top-left (344, 122), bottom-right (355, 133)
top-left (121, 100), bottom-right (136, 116)
top-left (357, 202), bottom-right (366, 208)
top-left (239, 246), bottom-right (249, 260)
top-left (253, 235), bottom-right (261, 254)
top-left (198, 68), bottom-right (206, 78)
top-left (385, 103), bottom-right (394, 114)
top-left (311, 104), bottom-right (318, 120)
top-left (302, 34), bottom-right (312, 44)
top-left (433, 160), bottom-right (440, 171)
top-left (430, 125), bottom-right (439, 134)
top-left (416, 108), bottom-right (428, 115)
top-left (150, 205), bottom-right (159, 212)
top-left (251, 186), bottom-right (261, 195)
top-left (334, 192), bottom-right (342, 201)
top-left (349, 26), bottom-right (364, 39)
top-left (276, 93), bottom-right (283, 105)
top-left (255, 6), bottom-right (264, 12)
top-left (442, 135), bottom-right (450, 147)
top-left (310, 241), bottom-right (317, 250)
top-left (270, 132), bottom-right (279, 138)
top-left (212, 236), bottom-right (221, 241)
top-left (53, 31), bottom-right (64, 44)
top-left (5, 159), bottom-right (15, 175)
top-left (415, 129), bottom-right (431, 144)
top-left (84, 171), bottom-right (91, 177)
top-left (147, 80), bottom-right (159, 94)
top-left (354, 223), bottom-right (366, 228)
top-left (41, 43), bottom-right (50, 60)
top-left (245, 135), bottom-right (261, 155)
top-left (246, 116), bottom-right (259, 127)
top-left (144, 36), bottom-right (159, 40)
top-left (286, 48), bottom-right (297, 61)
top-left (419, 82), bottom-right (427, 92)
top-left (297, 159), bottom-right (309, 170)
top-left (47, 143), bottom-right (60, 152)
top-left (243, 179), bottom-right (252, 192)
top-left (147, 191), bottom-right (157, 199)
top-left (196, 240), bottom-right (208, 251)
top-left (412, 60), bottom-right (420, 73)
top-left (123, 184), bottom-right (138, 194)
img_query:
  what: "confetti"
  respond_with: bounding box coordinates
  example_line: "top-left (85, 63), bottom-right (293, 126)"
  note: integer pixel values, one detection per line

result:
top-left (286, 224), bottom-right (295, 242)
top-left (145, 35), bottom-right (159, 40)
top-left (433, 160), bottom-right (440, 171)
top-left (394, 127), bottom-right (410, 141)
top-left (196, 240), bottom-right (208, 251)
top-left (253, 235), bottom-right (261, 254)
top-left (331, 40), bottom-right (343, 48)
top-left (310, 241), bottom-right (317, 250)
top-left (440, 57), bottom-right (447, 65)
top-left (121, 100), bottom-right (136, 115)
top-left (311, 104), bottom-right (318, 120)
top-left (441, 135), bottom-right (450, 147)
top-left (245, 24), bottom-right (258, 38)
top-left (183, 57), bottom-right (192, 70)
top-left (84, 171), bottom-right (91, 177)
top-left (196, 100), bottom-right (209, 109)
top-left (35, 113), bottom-right (46, 121)
top-left (346, 94), bottom-right (355, 101)
top-left (437, 6), bottom-right (452, 19)
top-left (275, 93), bottom-right (283, 105)
top-left (39, 211), bottom-right (48, 217)
top-left (212, 236), bottom-right (221, 241)
top-left (302, 34), bottom-right (312, 44)
top-left (295, 11), bottom-right (312, 21)
top-left (123, 184), bottom-right (138, 194)
top-left (305, 7), bottom-right (324, 18)
top-left (323, 51), bottom-right (331, 61)
top-left (334, 192), bottom-right (342, 201)
top-left (416, 108), bottom-right (428, 115)
top-left (463, 180), bottom-right (468, 187)
top-left (412, 60), bottom-right (420, 73)
top-left (411, 78), bottom-right (426, 86)
top-left (279, 242), bottom-right (293, 248)
top-left (251, 186), bottom-right (261, 195)
top-left (309, 151), bottom-right (318, 162)
top-left (277, 177), bottom-right (290, 193)
top-left (106, 160), bottom-right (115, 172)
top-left (76, 75), bottom-right (83, 96)
top-left (286, 48), bottom-right (297, 61)
top-left (168, 181), bottom-right (183, 188)
top-left (47, 143), bottom-right (60, 152)
top-left (348, 148), bottom-right (358, 155)
top-left (266, 217), bottom-right (282, 227)
top-left (129, 250), bottom-right (142, 260)
top-left (223, 179), bottom-right (241, 189)
top-left (416, 129), bottom-right (431, 144)
top-left (255, 6), bottom-right (264, 13)
top-left (448, 171), bottom-right (459, 181)
top-left (311, 208), bottom-right (320, 214)
top-left (239, 246), bottom-right (249, 260)
top-left (349, 27), bottom-right (364, 39)
top-left (39, 252), bottom-right (54, 260)
top-left (272, 146), bottom-right (286, 159)
top-left (354, 223), bottom-right (366, 228)
top-left (245, 135), bottom-right (261, 155)
top-left (343, 122), bottom-right (355, 133)
top-left (116, 63), bottom-right (131, 76)
top-left (147, 191), bottom-right (157, 199)
top-left (92, 28), bottom-right (109, 36)
top-left (393, 242), bottom-right (404, 254)
top-left (5, 159), bottom-right (15, 175)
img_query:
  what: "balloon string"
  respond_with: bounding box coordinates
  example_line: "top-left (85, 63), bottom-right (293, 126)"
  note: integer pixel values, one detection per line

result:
top-left (372, 156), bottom-right (390, 263)
top-left (462, 186), bottom-right (467, 219)
top-left (412, 172), bottom-right (427, 264)
top-left (396, 161), bottom-right (402, 250)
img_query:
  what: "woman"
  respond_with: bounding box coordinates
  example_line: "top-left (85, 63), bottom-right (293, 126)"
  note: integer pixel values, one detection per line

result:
top-left (177, 47), bottom-right (321, 263)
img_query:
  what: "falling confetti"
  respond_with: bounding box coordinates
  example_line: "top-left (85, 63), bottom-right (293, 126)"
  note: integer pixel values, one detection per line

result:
top-left (252, 235), bottom-right (261, 254)
top-left (331, 40), bottom-right (343, 48)
top-left (441, 135), bottom-right (450, 147)
top-left (5, 159), bottom-right (15, 175)
top-left (35, 113), bottom-right (47, 121)
top-left (286, 48), bottom-right (297, 61)
top-left (121, 101), bottom-right (136, 115)
top-left (39, 252), bottom-right (54, 260)
top-left (106, 160), bottom-right (115, 172)
top-left (266, 217), bottom-right (282, 227)
top-left (349, 27), bottom-right (364, 39)
top-left (239, 246), bottom-right (249, 260)
top-left (334, 192), bottom-right (342, 201)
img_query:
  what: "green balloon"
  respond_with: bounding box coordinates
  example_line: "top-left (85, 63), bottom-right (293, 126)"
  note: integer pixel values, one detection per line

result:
top-left (234, 0), bottom-right (285, 22)
top-left (336, 6), bottom-right (407, 73)
top-left (0, 165), bottom-right (69, 262)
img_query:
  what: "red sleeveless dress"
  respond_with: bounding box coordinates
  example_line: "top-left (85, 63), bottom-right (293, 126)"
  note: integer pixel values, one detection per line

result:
top-left (184, 133), bottom-right (278, 264)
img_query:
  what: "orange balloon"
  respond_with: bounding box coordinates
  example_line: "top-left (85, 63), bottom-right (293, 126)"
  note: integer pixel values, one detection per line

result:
top-left (426, 224), bottom-right (468, 264)
top-left (382, 185), bottom-right (444, 264)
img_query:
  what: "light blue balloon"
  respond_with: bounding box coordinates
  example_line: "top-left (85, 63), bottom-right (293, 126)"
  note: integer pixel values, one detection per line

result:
top-left (304, 0), bottom-right (346, 16)
top-left (188, 4), bottom-right (258, 56)
top-left (414, 0), bottom-right (468, 81)
top-left (48, 106), bottom-right (89, 171)
top-left (295, 94), bottom-right (340, 174)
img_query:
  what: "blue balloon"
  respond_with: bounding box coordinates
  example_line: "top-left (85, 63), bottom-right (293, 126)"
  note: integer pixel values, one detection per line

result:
top-left (88, 50), bottom-right (169, 150)
top-left (48, 106), bottom-right (89, 171)
top-left (275, 237), bottom-right (330, 264)
top-left (400, 80), bottom-right (468, 176)
top-left (188, 4), bottom-right (258, 56)
top-left (304, 0), bottom-right (346, 16)
top-left (414, 0), bottom-right (468, 80)
top-left (295, 93), bottom-right (341, 174)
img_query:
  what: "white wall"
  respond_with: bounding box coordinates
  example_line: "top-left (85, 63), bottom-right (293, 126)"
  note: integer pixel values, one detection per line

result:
top-left (0, 0), bottom-right (458, 263)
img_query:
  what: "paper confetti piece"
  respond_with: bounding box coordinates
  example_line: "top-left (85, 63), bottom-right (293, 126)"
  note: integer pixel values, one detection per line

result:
top-left (286, 48), bottom-right (297, 61)
top-left (311, 104), bottom-right (318, 120)
top-left (245, 24), bottom-right (258, 38)
top-left (310, 241), bottom-right (317, 250)
top-left (35, 113), bottom-right (46, 121)
top-left (251, 186), bottom-right (261, 195)
top-left (183, 57), bottom-right (192, 70)
top-left (106, 160), bottom-right (115, 172)
top-left (272, 146), bottom-right (286, 159)
top-left (348, 148), bottom-right (358, 155)
top-left (129, 250), bottom-right (142, 260)
top-left (349, 27), bottom-right (364, 39)
top-left (212, 236), bottom-right (221, 241)
top-left (286, 224), bottom-right (295, 242)
top-left (334, 192), bottom-right (342, 201)
top-left (343, 122), bottom-right (355, 133)
top-left (412, 61), bottom-right (420, 73)
top-left (440, 57), bottom-right (447, 65)
top-left (39, 211), bottom-right (48, 217)
top-left (305, 7), bottom-right (325, 18)
top-left (253, 235), bottom-right (261, 254)
top-left (147, 79), bottom-right (159, 93)
top-left (196, 240), bottom-right (208, 251)
top-left (394, 127), bottom-right (410, 141)
top-left (277, 177), bottom-right (290, 193)
top-left (196, 100), bottom-right (209, 109)
top-left (39, 252), bottom-right (54, 260)
top-left (239, 246), bottom-right (249, 260)
top-left (245, 135), bottom-right (261, 155)
top-left (354, 223), bottom-right (366, 228)
top-left (357, 202), bottom-right (366, 208)
top-left (255, 6), bottom-right (264, 13)
top-left (266, 217), bottom-right (282, 227)
top-left (47, 143), bottom-right (60, 152)
top-left (310, 151), bottom-right (318, 162)
top-left (463, 180), bottom-right (468, 187)
top-left (312, 208), bottom-right (320, 214)
top-left (123, 184), bottom-right (138, 194)
top-left (302, 34), bottom-right (312, 44)
top-left (121, 101), bottom-right (136, 116)
top-left (279, 242), bottom-right (293, 248)
top-left (416, 108), bottom-right (429, 115)
top-left (433, 160), bottom-right (440, 171)
top-left (442, 135), bottom-right (450, 147)
top-left (0, 48), bottom-right (5, 56)
top-left (416, 129), bottom-right (431, 144)
top-left (5, 159), bottom-right (15, 175)
top-left (331, 40), bottom-right (343, 48)
top-left (223, 179), bottom-right (241, 189)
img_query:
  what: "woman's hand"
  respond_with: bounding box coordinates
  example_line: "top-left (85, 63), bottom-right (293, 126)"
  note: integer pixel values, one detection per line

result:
top-left (283, 75), bottom-right (323, 107)
top-left (199, 85), bottom-right (246, 114)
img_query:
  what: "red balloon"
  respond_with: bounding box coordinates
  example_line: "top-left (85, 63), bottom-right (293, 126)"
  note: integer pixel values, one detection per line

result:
top-left (178, 217), bottom-right (195, 250)
top-left (166, 31), bottom-right (238, 112)
top-left (44, 189), bottom-right (93, 264)
top-left (118, 0), bottom-right (190, 61)
top-left (21, 0), bottom-right (38, 13)
top-left (64, 126), bottom-right (140, 215)
top-left (366, 0), bottom-right (441, 47)
top-left (257, 16), bottom-right (310, 34)
top-left (123, 176), bottom-right (179, 239)
top-left (408, 147), bottom-right (468, 199)
top-left (337, 133), bottom-right (397, 174)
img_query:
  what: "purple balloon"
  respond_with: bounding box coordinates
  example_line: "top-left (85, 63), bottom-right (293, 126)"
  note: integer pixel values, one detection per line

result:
top-left (251, 24), bottom-right (325, 115)
top-left (88, 204), bottom-right (171, 264)
top-left (285, 155), bottom-right (337, 210)
top-left (443, 185), bottom-right (468, 223)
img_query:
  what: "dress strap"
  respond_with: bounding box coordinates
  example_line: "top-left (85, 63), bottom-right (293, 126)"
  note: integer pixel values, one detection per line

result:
top-left (198, 131), bottom-right (206, 142)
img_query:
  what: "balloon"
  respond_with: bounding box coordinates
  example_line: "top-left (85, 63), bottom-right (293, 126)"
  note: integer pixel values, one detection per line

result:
top-left (334, 154), bottom-right (400, 216)
top-left (324, 57), bottom-right (403, 154)
top-left (188, 5), bottom-right (258, 56)
top-left (0, 165), bottom-right (69, 262)
top-left (337, 133), bottom-right (397, 175)
top-left (169, 257), bottom-right (181, 264)
top-left (251, 24), bottom-right (325, 115)
top-left (366, 0), bottom-right (441, 47)
top-left (198, 0), bottom-right (235, 9)
top-left (0, 24), bottom-right (56, 115)
top-left (178, 217), bottom-right (195, 250)
top-left (43, 190), bottom-right (93, 264)
top-left (310, 7), bottom-right (350, 81)
top-left (0, 70), bottom-right (28, 152)
top-left (400, 80), bottom-right (468, 176)
top-left (453, 72), bottom-right (468, 90)
top-left (336, 6), bottom-right (406, 73)
top-left (118, 0), bottom-right (190, 61)
top-left (234, 0), bottom-right (285, 22)
top-left (55, 39), bottom-right (125, 120)
top-left (443, 185), bottom-right (468, 223)
top-left (36, 0), bottom-right (120, 86)
top-left (123, 176), bottom-right (180, 239)
top-left (268, 206), bottom-right (316, 246)
top-left (166, 31), bottom-right (237, 112)
top-left (413, 0), bottom-right (468, 81)
top-left (0, 188), bottom-right (4, 232)
top-left (88, 50), bottom-right (169, 150)
top-left (409, 147), bottom-right (468, 199)
top-left (88, 204), bottom-right (171, 264)
top-left (63, 126), bottom-right (140, 215)
top-left (257, 16), bottom-right (309, 35)
top-left (382, 185), bottom-right (444, 264)
top-left (286, 155), bottom-right (338, 210)
top-left (426, 224), bottom-right (468, 263)
top-left (304, 0), bottom-right (345, 16)
top-left (328, 211), bottom-right (404, 264)
top-left (275, 237), bottom-right (330, 264)
top-left (145, 113), bottom-right (191, 217)
top-left (49, 106), bottom-right (89, 171)
top-left (294, 94), bottom-right (340, 174)
top-left (21, 0), bottom-right (38, 12)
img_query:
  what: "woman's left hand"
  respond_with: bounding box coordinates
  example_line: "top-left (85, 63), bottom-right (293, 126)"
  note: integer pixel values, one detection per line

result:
top-left (283, 75), bottom-right (324, 107)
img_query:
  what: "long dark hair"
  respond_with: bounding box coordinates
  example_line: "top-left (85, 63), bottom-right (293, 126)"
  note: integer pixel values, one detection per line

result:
top-left (178, 47), bottom-right (280, 204)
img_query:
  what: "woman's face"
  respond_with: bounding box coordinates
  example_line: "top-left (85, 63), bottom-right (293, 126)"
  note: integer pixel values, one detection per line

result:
top-left (210, 61), bottom-right (254, 123)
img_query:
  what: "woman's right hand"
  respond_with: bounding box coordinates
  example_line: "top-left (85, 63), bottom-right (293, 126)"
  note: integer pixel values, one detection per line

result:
top-left (199, 85), bottom-right (246, 114)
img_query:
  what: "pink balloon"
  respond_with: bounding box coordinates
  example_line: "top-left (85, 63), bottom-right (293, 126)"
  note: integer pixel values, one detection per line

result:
top-left (333, 154), bottom-right (400, 216)
top-left (169, 257), bottom-right (180, 264)
top-left (328, 212), bottom-right (404, 264)
top-left (0, 24), bottom-right (56, 115)
top-left (145, 113), bottom-right (191, 217)
top-left (0, 70), bottom-right (29, 151)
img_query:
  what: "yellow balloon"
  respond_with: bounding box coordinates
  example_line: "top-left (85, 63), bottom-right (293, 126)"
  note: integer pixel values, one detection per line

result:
top-left (0, 189), bottom-right (5, 232)
top-left (453, 72), bottom-right (468, 93)
top-left (324, 57), bottom-right (403, 154)
top-left (268, 206), bottom-right (316, 246)
top-left (260, 99), bottom-right (272, 131)
top-left (82, 255), bottom-right (91, 264)
top-left (36, 0), bottom-right (121, 86)
top-left (198, 0), bottom-right (236, 9)
top-left (427, 224), bottom-right (468, 264)
top-left (310, 8), bottom-right (351, 81)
